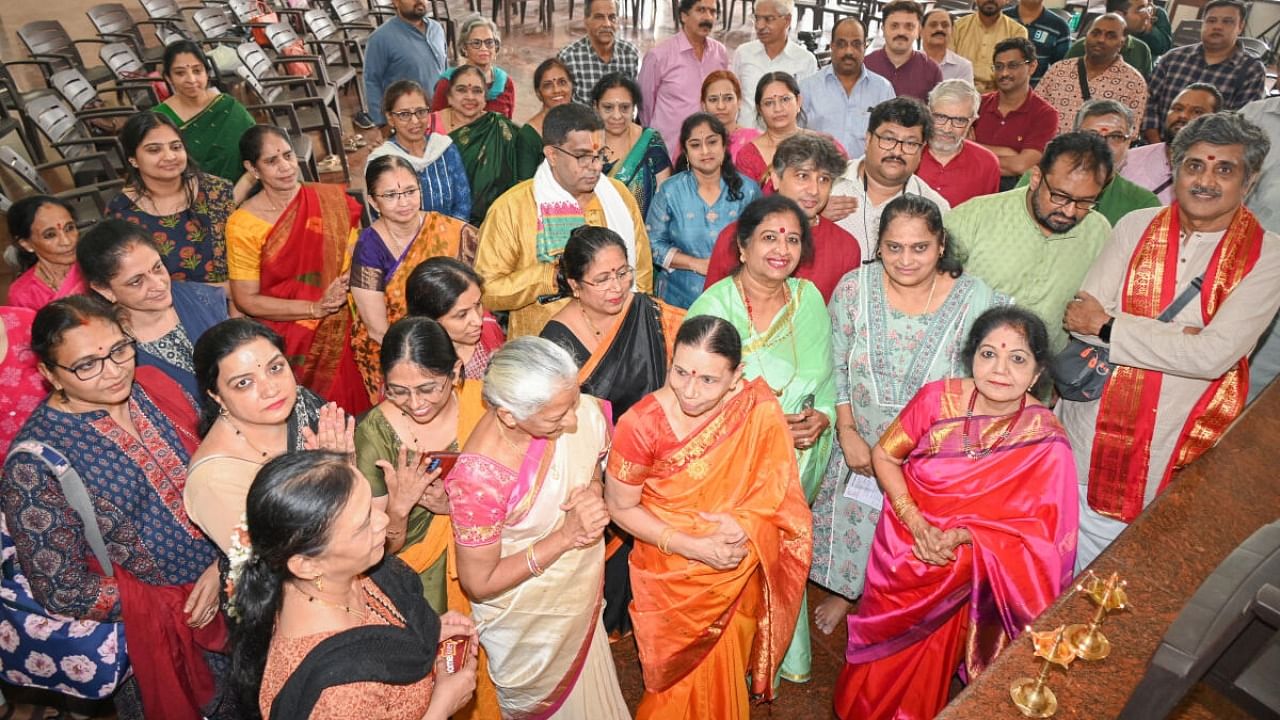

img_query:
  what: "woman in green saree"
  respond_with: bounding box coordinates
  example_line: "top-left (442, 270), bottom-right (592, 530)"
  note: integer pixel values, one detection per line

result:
top-left (687, 193), bottom-right (834, 688)
top-left (592, 73), bottom-right (671, 219)
top-left (153, 41), bottom-right (255, 197)
top-left (515, 58), bottom-right (575, 182)
top-left (431, 64), bottom-right (519, 227)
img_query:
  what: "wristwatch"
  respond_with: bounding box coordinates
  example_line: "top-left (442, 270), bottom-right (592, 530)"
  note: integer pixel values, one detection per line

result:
top-left (1098, 317), bottom-right (1115, 343)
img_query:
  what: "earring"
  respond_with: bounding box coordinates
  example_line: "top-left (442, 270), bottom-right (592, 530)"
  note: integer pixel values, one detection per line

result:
top-left (313, 575), bottom-right (324, 592)
top-left (218, 405), bottom-right (230, 419)
top-left (57, 388), bottom-right (68, 402)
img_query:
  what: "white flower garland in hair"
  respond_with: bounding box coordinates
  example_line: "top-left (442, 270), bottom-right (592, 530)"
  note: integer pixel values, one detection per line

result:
top-left (223, 516), bottom-right (252, 620)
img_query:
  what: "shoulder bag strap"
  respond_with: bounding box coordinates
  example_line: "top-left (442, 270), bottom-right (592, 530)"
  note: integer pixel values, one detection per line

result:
top-left (1156, 274), bottom-right (1205, 323)
top-left (1076, 58), bottom-right (1092, 101)
top-left (8, 441), bottom-right (114, 577)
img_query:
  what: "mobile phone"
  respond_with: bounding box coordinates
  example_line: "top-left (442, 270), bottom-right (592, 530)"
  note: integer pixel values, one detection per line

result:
top-left (801, 393), bottom-right (816, 412)
top-left (426, 451), bottom-right (460, 477)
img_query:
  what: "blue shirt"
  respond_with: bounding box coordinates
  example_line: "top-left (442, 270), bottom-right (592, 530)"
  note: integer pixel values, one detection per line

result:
top-left (799, 66), bottom-right (895, 159)
top-left (1004, 5), bottom-right (1070, 85)
top-left (645, 170), bottom-right (761, 308)
top-left (363, 16), bottom-right (448, 126)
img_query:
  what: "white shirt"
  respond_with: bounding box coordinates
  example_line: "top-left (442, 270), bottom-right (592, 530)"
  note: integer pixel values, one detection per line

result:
top-left (730, 39), bottom-right (819, 127)
top-left (832, 159), bottom-right (953, 257)
top-left (932, 48), bottom-right (975, 84)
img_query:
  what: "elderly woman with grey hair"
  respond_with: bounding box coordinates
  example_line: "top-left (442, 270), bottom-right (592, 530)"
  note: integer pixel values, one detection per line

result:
top-left (1014, 97), bottom-right (1161, 225)
top-left (445, 336), bottom-right (630, 719)
top-left (1060, 110), bottom-right (1278, 571)
top-left (430, 15), bottom-right (515, 118)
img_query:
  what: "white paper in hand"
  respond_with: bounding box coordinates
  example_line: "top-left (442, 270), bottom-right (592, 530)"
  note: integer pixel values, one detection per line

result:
top-left (842, 470), bottom-right (883, 509)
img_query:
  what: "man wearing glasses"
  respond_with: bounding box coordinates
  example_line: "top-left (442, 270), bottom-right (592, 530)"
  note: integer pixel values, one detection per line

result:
top-left (362, 0), bottom-right (448, 130)
top-left (916, 79), bottom-right (1001, 207)
top-left (1060, 112), bottom-right (1278, 571)
top-left (944, 131), bottom-right (1112, 354)
top-left (474, 104), bottom-right (652, 339)
top-left (1015, 100), bottom-right (1158, 226)
top-left (972, 37), bottom-right (1058, 191)
top-left (828, 97), bottom-right (950, 259)
top-left (729, 0), bottom-right (817, 125)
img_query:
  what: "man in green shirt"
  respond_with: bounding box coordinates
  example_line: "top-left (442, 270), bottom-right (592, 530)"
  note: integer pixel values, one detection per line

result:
top-left (946, 131), bottom-right (1113, 351)
top-left (1064, 0), bottom-right (1153, 77)
top-left (1016, 99), bottom-right (1160, 226)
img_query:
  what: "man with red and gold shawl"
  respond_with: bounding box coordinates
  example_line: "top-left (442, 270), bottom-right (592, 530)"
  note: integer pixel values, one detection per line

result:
top-left (1061, 111), bottom-right (1280, 571)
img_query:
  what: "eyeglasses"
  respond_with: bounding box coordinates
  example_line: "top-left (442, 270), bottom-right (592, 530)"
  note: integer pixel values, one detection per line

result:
top-left (387, 107), bottom-right (430, 122)
top-left (759, 94), bottom-right (796, 110)
top-left (931, 112), bottom-right (973, 128)
top-left (56, 339), bottom-right (137, 381)
top-left (465, 38), bottom-right (500, 50)
top-left (551, 144), bottom-right (611, 168)
top-left (991, 59), bottom-right (1034, 73)
top-left (1039, 175), bottom-right (1099, 211)
top-left (1087, 130), bottom-right (1131, 145)
top-left (871, 130), bottom-right (924, 155)
top-left (385, 379), bottom-right (452, 402)
top-left (374, 187), bottom-right (421, 202)
top-left (579, 266), bottom-right (635, 288)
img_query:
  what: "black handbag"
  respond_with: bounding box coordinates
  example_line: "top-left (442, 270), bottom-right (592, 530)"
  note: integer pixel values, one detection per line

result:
top-left (1053, 275), bottom-right (1204, 401)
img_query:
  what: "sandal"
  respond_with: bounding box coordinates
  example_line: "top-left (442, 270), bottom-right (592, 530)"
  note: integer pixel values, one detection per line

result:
top-left (316, 155), bottom-right (343, 174)
top-left (343, 136), bottom-right (361, 153)
top-left (348, 133), bottom-right (368, 148)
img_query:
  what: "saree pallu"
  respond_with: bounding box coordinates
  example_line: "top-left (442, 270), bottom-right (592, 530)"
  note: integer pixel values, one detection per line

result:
top-left (257, 183), bottom-right (371, 415)
top-left (5, 265), bottom-right (86, 311)
top-left (446, 396), bottom-right (628, 720)
top-left (607, 377), bottom-right (812, 716)
top-left (837, 379), bottom-right (1078, 720)
top-left (463, 315), bottom-right (506, 381)
top-left (155, 94), bottom-right (256, 184)
top-left (687, 276), bottom-right (836, 682)
top-left (605, 128), bottom-right (671, 219)
top-left (547, 293), bottom-right (685, 638)
top-left (451, 112), bottom-right (521, 227)
top-left (1088, 204), bottom-right (1262, 522)
top-left (136, 281), bottom-right (229, 402)
top-left (350, 212), bottom-right (480, 400)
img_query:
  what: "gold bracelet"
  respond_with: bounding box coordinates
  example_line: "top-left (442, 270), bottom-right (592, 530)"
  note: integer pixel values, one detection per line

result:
top-left (658, 527), bottom-right (676, 555)
top-left (890, 494), bottom-right (917, 521)
top-left (525, 544), bottom-right (545, 577)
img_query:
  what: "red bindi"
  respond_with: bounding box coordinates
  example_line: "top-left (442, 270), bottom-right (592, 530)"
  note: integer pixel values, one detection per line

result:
top-left (1207, 155), bottom-right (1216, 161)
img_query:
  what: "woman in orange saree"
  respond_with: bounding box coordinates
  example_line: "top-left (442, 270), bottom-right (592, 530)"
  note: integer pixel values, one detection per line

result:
top-left (350, 155), bottom-right (479, 401)
top-left (226, 125), bottom-right (370, 415)
top-left (835, 307), bottom-right (1078, 720)
top-left (605, 316), bottom-right (812, 719)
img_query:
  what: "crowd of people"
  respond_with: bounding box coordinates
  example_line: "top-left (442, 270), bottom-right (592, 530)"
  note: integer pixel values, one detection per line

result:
top-left (0, 0), bottom-right (1277, 717)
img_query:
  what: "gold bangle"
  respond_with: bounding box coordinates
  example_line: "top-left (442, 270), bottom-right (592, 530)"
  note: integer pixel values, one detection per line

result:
top-left (526, 544), bottom-right (545, 577)
top-left (658, 527), bottom-right (676, 555)
top-left (890, 494), bottom-right (917, 521)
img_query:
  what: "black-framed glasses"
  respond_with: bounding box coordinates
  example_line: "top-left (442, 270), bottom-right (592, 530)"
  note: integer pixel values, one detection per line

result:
top-left (991, 59), bottom-right (1034, 73)
top-left (931, 112), bottom-right (972, 128)
top-left (551, 144), bottom-right (611, 168)
top-left (384, 378), bottom-right (452, 402)
top-left (871, 131), bottom-right (924, 155)
top-left (374, 187), bottom-right (421, 202)
top-left (579, 266), bottom-right (635, 288)
top-left (1039, 175), bottom-right (1099, 211)
top-left (387, 107), bottom-right (430, 122)
top-left (56, 339), bottom-right (137, 381)
top-left (465, 38), bottom-right (500, 50)
top-left (1086, 130), bottom-right (1131, 145)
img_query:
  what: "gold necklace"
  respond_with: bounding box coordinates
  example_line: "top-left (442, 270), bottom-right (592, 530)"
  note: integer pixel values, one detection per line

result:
top-left (497, 421), bottom-right (528, 456)
top-left (381, 213), bottom-right (424, 254)
top-left (579, 301), bottom-right (604, 337)
top-left (221, 415), bottom-right (276, 459)
top-left (35, 262), bottom-right (69, 290)
top-left (293, 581), bottom-right (367, 619)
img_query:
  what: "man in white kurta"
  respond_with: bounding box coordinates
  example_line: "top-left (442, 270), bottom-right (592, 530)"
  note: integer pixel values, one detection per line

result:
top-left (1058, 112), bottom-right (1280, 572)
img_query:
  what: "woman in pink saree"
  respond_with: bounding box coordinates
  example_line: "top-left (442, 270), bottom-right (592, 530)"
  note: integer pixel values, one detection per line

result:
top-left (835, 306), bottom-right (1078, 720)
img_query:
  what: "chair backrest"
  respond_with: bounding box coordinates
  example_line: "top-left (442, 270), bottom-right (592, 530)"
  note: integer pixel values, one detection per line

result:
top-left (193, 7), bottom-right (242, 40)
top-left (0, 189), bottom-right (12, 214)
top-left (236, 42), bottom-right (281, 83)
top-left (99, 42), bottom-right (146, 81)
top-left (265, 21), bottom-right (302, 53)
top-left (303, 8), bottom-right (340, 40)
top-left (23, 93), bottom-right (89, 151)
top-left (139, 0), bottom-right (180, 20)
top-left (1239, 36), bottom-right (1270, 61)
top-left (18, 21), bottom-right (83, 74)
top-left (1172, 19), bottom-right (1202, 48)
top-left (0, 147), bottom-right (53, 193)
top-left (236, 61), bottom-right (281, 103)
top-left (49, 69), bottom-right (100, 113)
top-left (228, 0), bottom-right (267, 24)
top-left (331, 0), bottom-right (371, 26)
top-left (86, 4), bottom-right (148, 57)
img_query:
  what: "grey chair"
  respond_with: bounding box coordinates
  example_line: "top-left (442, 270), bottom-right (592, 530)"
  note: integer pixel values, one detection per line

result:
top-left (17, 21), bottom-right (117, 88)
top-left (0, 146), bottom-right (124, 228)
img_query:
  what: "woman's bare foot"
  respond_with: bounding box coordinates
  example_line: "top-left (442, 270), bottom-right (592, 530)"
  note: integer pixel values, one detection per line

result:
top-left (813, 594), bottom-right (853, 635)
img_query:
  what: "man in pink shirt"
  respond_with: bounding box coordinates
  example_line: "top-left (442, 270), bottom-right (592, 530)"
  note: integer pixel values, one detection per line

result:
top-left (636, 0), bottom-right (728, 157)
